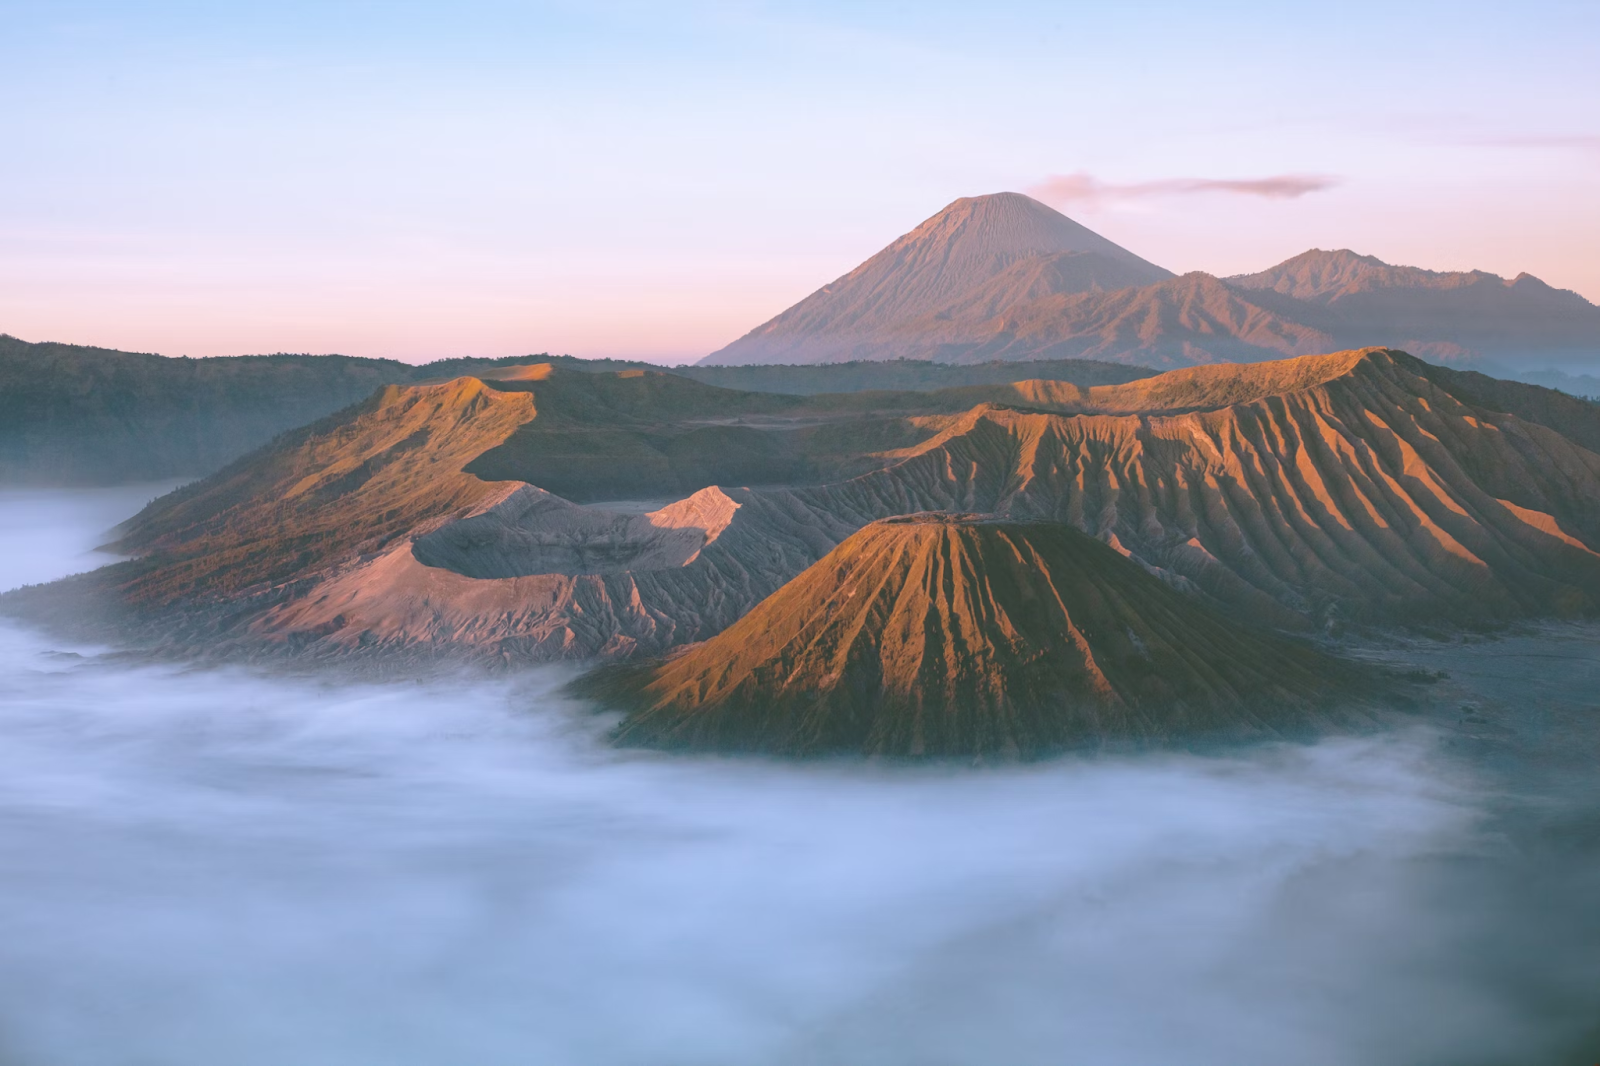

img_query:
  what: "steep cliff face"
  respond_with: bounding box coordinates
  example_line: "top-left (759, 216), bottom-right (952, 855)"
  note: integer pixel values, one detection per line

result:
top-left (577, 515), bottom-right (1372, 757)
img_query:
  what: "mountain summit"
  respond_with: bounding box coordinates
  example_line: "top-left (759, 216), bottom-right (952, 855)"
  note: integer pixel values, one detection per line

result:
top-left (701, 193), bottom-right (1173, 366)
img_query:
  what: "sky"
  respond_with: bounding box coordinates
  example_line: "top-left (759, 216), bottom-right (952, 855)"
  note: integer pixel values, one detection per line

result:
top-left (2, 0), bottom-right (1597, 364)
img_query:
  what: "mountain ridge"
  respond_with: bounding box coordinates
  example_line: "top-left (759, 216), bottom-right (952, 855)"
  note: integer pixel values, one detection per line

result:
top-left (0, 332), bottom-right (1153, 485)
top-left (1228, 249), bottom-right (1600, 358)
top-left (700, 196), bottom-right (1600, 369)
top-left (10, 348), bottom-right (1600, 666)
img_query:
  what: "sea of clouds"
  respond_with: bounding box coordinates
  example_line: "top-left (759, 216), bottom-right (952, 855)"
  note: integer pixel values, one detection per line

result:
top-left (0, 487), bottom-right (1590, 1066)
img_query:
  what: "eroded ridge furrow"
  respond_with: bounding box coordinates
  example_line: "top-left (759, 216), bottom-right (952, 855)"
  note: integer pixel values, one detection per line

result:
top-left (580, 515), bottom-right (1375, 757)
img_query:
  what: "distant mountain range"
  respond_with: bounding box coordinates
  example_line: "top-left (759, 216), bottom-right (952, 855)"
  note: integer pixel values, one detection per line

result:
top-left (704, 193), bottom-right (1600, 370)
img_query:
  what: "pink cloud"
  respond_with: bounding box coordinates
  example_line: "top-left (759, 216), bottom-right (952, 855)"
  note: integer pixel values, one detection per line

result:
top-left (1028, 171), bottom-right (1339, 206)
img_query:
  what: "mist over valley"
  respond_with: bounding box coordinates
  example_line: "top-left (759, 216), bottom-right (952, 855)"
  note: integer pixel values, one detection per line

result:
top-left (2, 492), bottom-right (1598, 1064)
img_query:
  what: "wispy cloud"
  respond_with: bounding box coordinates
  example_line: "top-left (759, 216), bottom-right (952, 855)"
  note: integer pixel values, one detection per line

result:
top-left (1027, 171), bottom-right (1340, 207)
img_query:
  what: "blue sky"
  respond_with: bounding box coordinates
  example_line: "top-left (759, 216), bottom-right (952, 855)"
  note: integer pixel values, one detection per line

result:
top-left (3, 0), bottom-right (1596, 361)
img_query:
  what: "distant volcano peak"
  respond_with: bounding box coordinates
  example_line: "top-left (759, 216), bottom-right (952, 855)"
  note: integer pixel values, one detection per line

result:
top-left (896, 192), bottom-right (1158, 265)
top-left (700, 192), bottom-right (1173, 366)
top-left (703, 191), bottom-right (1600, 369)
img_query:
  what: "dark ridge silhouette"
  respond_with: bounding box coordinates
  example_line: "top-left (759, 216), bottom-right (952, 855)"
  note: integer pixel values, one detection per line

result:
top-left (0, 332), bottom-right (1156, 485)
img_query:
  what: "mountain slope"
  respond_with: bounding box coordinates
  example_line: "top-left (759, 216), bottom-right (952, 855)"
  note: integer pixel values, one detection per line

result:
top-left (797, 348), bottom-right (1600, 627)
top-left (703, 193), bottom-right (1173, 366)
top-left (0, 335), bottom-right (425, 485)
top-left (105, 376), bottom-right (540, 606)
top-left (578, 514), bottom-right (1373, 756)
top-left (916, 271), bottom-right (1335, 367)
top-left (11, 349), bottom-right (1600, 663)
top-left (1228, 249), bottom-right (1600, 361)
top-left (701, 197), bottom-right (1600, 370)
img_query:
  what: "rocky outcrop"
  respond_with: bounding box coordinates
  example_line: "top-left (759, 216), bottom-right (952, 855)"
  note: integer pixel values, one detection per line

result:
top-left (576, 514), bottom-right (1375, 756)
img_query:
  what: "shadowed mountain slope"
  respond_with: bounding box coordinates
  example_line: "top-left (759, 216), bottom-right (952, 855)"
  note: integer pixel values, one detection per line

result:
top-left (703, 193), bottom-right (1174, 366)
top-left (0, 334), bottom-right (672, 486)
top-left (917, 271), bottom-right (1335, 368)
top-left (577, 514), bottom-right (1374, 757)
top-left (0, 335), bottom-right (431, 485)
top-left (0, 332), bottom-right (1158, 485)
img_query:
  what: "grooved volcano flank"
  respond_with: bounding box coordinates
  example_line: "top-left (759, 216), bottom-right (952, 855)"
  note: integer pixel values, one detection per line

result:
top-left (578, 514), bottom-right (1371, 757)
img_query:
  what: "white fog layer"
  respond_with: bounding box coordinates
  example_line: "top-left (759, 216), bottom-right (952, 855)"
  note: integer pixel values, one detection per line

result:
top-left (0, 489), bottom-right (1596, 1065)
top-left (0, 483), bottom-right (185, 592)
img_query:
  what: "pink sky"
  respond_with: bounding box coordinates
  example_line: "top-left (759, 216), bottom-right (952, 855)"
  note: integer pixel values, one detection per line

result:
top-left (4, 2), bottom-right (1596, 363)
